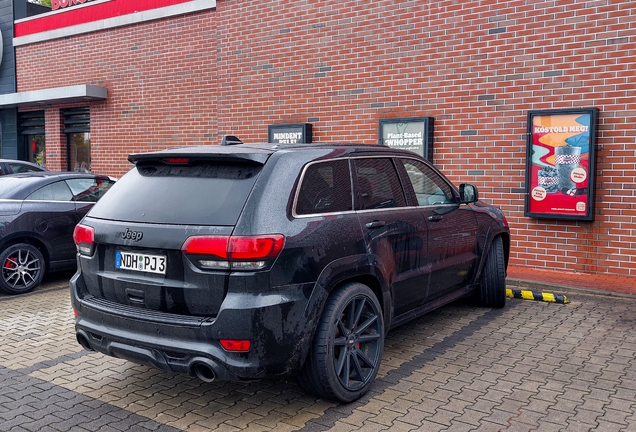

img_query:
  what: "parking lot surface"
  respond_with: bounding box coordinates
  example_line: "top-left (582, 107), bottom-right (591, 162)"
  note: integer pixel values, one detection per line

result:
top-left (1, 272), bottom-right (635, 432)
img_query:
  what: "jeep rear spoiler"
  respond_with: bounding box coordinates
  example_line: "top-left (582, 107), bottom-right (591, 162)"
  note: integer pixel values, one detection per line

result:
top-left (128, 145), bottom-right (272, 165)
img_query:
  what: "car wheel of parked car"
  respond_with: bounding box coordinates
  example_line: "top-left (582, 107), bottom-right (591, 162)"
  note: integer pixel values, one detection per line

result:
top-left (0, 243), bottom-right (45, 295)
top-left (299, 282), bottom-right (384, 402)
top-left (478, 236), bottom-right (506, 308)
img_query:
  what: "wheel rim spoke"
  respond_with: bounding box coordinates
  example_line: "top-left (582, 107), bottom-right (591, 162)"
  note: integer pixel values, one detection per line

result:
top-left (342, 354), bottom-right (351, 387)
top-left (334, 336), bottom-right (347, 346)
top-left (335, 347), bottom-right (347, 376)
top-left (350, 351), bottom-right (365, 381)
top-left (6, 272), bottom-right (19, 285)
top-left (4, 257), bottom-right (18, 268)
top-left (337, 320), bottom-right (348, 338)
top-left (356, 333), bottom-right (381, 343)
top-left (352, 298), bottom-right (364, 328)
top-left (345, 301), bottom-right (356, 330)
top-left (354, 314), bottom-right (377, 335)
top-left (354, 347), bottom-right (376, 369)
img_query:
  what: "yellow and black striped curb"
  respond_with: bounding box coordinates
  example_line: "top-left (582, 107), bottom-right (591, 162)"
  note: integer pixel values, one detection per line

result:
top-left (506, 288), bottom-right (569, 304)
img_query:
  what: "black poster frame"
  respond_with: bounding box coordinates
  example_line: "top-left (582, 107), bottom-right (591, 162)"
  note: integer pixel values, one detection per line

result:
top-left (524, 108), bottom-right (599, 221)
top-left (268, 123), bottom-right (312, 144)
top-left (378, 117), bottom-right (434, 161)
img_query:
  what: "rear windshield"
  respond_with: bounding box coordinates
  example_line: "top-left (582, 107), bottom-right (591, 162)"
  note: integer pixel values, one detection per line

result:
top-left (88, 161), bottom-right (262, 225)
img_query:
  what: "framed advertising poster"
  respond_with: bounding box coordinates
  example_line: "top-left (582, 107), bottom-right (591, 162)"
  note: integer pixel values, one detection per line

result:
top-left (379, 117), bottom-right (434, 161)
top-left (268, 123), bottom-right (312, 144)
top-left (524, 108), bottom-right (599, 221)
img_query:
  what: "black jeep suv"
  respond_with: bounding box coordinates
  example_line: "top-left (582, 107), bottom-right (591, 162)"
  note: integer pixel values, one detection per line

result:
top-left (71, 142), bottom-right (509, 402)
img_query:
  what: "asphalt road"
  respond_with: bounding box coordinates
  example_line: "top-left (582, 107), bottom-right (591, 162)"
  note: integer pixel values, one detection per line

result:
top-left (1, 271), bottom-right (635, 431)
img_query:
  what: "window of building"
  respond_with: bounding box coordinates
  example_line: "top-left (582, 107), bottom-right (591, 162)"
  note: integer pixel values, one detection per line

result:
top-left (19, 111), bottom-right (46, 168)
top-left (63, 107), bottom-right (91, 172)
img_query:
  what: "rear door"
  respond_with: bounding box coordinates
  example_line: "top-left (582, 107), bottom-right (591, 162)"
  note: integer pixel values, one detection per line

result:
top-left (353, 157), bottom-right (430, 317)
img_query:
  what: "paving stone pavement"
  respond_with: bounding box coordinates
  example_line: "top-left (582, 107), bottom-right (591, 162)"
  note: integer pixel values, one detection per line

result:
top-left (1, 271), bottom-right (635, 431)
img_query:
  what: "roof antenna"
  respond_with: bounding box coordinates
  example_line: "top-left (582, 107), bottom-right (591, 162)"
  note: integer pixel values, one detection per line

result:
top-left (221, 135), bottom-right (243, 146)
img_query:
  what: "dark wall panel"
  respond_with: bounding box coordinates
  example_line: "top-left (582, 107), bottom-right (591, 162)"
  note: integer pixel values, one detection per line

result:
top-left (0, 0), bottom-right (17, 158)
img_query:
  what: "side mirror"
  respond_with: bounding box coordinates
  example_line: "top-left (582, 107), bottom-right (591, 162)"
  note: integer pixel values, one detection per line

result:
top-left (459, 184), bottom-right (478, 203)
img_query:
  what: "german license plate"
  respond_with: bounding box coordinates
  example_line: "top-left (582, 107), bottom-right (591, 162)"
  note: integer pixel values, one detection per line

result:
top-left (115, 251), bottom-right (166, 275)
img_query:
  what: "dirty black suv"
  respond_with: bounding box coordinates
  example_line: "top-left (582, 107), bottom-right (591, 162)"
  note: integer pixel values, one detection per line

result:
top-left (71, 142), bottom-right (509, 402)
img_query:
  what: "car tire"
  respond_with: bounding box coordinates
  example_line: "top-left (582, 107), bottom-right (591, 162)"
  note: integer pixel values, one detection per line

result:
top-left (298, 282), bottom-right (384, 403)
top-left (478, 236), bottom-right (506, 308)
top-left (0, 243), bottom-right (45, 295)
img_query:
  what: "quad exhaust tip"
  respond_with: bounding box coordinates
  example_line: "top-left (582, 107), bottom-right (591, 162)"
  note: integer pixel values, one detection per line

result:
top-left (76, 332), bottom-right (93, 351)
top-left (192, 361), bottom-right (216, 382)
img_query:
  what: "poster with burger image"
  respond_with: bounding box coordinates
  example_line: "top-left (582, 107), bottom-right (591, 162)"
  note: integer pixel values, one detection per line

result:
top-left (524, 108), bottom-right (599, 221)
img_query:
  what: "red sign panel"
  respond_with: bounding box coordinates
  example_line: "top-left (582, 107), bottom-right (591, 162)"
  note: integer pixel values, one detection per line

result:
top-left (15, 0), bottom-right (192, 37)
top-left (52, 0), bottom-right (98, 11)
top-left (524, 108), bottom-right (599, 221)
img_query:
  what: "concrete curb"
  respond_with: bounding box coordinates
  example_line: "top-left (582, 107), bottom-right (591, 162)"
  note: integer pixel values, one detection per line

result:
top-left (506, 288), bottom-right (568, 304)
top-left (506, 277), bottom-right (636, 299)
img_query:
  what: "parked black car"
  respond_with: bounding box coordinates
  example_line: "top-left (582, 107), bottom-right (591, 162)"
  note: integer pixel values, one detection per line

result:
top-left (71, 142), bottom-right (510, 402)
top-left (0, 158), bottom-right (47, 176)
top-left (0, 172), bottom-right (114, 294)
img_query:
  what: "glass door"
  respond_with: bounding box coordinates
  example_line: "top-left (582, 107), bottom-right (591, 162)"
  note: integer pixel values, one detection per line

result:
top-left (63, 107), bottom-right (91, 172)
top-left (67, 132), bottom-right (91, 172)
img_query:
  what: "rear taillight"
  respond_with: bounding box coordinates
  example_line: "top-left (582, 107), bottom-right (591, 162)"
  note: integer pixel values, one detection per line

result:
top-left (219, 339), bottom-right (251, 352)
top-left (182, 234), bottom-right (285, 270)
top-left (73, 224), bottom-right (95, 256)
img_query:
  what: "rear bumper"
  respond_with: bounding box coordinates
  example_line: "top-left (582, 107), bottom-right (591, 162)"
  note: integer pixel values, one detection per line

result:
top-left (70, 271), bottom-right (323, 381)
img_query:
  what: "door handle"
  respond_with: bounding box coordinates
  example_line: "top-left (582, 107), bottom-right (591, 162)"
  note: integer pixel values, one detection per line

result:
top-left (428, 215), bottom-right (443, 222)
top-left (365, 220), bottom-right (386, 229)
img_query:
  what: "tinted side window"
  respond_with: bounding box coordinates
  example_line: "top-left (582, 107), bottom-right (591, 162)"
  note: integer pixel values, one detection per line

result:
top-left (400, 158), bottom-right (455, 206)
top-left (66, 178), bottom-right (115, 202)
top-left (353, 158), bottom-right (406, 210)
top-left (26, 181), bottom-right (74, 201)
top-left (295, 160), bottom-right (352, 215)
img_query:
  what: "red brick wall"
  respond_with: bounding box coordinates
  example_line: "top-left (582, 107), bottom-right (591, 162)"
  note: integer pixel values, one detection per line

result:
top-left (15, 0), bottom-right (636, 278)
top-left (17, 12), bottom-right (218, 175)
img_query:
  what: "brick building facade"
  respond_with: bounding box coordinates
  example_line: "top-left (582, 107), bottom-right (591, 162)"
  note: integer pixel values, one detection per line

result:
top-left (2, 0), bottom-right (635, 280)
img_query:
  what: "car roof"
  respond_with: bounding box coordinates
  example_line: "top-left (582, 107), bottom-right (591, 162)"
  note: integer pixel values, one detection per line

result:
top-left (0, 158), bottom-right (46, 169)
top-left (0, 171), bottom-right (112, 199)
top-left (3, 171), bottom-right (109, 180)
top-left (0, 158), bottom-right (42, 163)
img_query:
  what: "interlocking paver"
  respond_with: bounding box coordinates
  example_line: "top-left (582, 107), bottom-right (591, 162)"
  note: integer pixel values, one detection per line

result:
top-left (445, 420), bottom-right (478, 432)
top-left (1, 272), bottom-right (636, 431)
top-left (381, 419), bottom-right (421, 432)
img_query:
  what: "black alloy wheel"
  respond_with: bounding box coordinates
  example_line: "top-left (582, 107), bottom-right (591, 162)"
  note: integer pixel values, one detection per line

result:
top-left (299, 282), bottom-right (384, 403)
top-left (478, 236), bottom-right (506, 308)
top-left (0, 243), bottom-right (45, 295)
